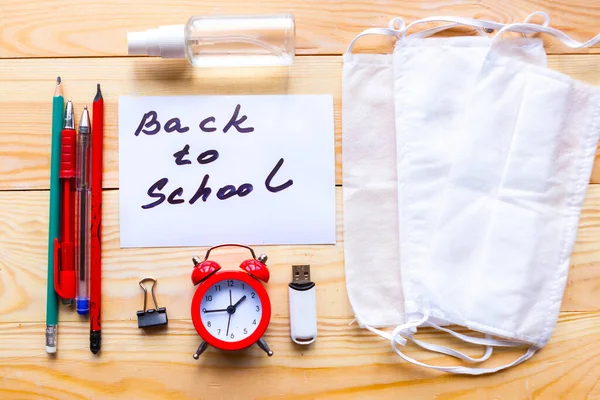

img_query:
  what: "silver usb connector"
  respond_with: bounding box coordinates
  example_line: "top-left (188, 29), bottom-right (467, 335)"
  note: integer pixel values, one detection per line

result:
top-left (292, 265), bottom-right (311, 284)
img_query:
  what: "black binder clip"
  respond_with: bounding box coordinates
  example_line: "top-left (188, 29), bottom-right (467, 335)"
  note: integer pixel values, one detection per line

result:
top-left (137, 277), bottom-right (168, 328)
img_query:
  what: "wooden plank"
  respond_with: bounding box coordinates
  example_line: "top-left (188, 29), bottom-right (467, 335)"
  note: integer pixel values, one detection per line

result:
top-left (0, 56), bottom-right (341, 190)
top-left (0, 189), bottom-right (345, 323)
top-left (0, 312), bottom-right (599, 399)
top-left (0, 187), bottom-right (599, 324)
top-left (1, 0), bottom-right (600, 58)
top-left (2, 55), bottom-right (600, 190)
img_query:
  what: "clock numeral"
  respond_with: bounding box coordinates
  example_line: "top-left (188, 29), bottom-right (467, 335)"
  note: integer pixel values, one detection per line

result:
top-left (207, 321), bottom-right (211, 327)
top-left (255, 305), bottom-right (260, 312)
top-left (251, 292), bottom-right (256, 298)
top-left (205, 295), bottom-right (212, 302)
top-left (202, 308), bottom-right (206, 313)
top-left (227, 280), bottom-right (234, 287)
top-left (218, 329), bottom-right (221, 335)
top-left (244, 328), bottom-right (248, 334)
top-left (242, 283), bottom-right (245, 289)
top-left (252, 320), bottom-right (257, 325)
top-left (214, 284), bottom-right (221, 292)
top-left (230, 333), bottom-right (235, 339)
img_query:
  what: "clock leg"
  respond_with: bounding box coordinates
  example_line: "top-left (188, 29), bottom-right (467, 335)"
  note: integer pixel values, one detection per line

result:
top-left (256, 338), bottom-right (274, 357)
top-left (193, 341), bottom-right (209, 359)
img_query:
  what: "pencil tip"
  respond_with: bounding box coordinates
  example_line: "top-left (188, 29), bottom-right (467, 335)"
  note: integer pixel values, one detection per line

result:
top-left (54, 77), bottom-right (64, 96)
top-left (94, 83), bottom-right (103, 102)
top-left (84, 105), bottom-right (88, 110)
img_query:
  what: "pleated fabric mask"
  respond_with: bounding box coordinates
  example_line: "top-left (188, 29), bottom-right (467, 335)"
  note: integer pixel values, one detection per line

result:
top-left (391, 21), bottom-right (600, 374)
top-left (343, 13), bottom-right (600, 374)
top-left (342, 14), bottom-right (546, 332)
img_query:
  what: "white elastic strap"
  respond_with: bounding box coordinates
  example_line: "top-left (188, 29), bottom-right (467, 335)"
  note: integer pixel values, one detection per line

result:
top-left (388, 16), bottom-right (488, 38)
top-left (424, 321), bottom-right (526, 347)
top-left (390, 313), bottom-right (539, 374)
top-left (405, 321), bottom-right (527, 364)
top-left (346, 27), bottom-right (403, 53)
top-left (401, 12), bottom-right (549, 37)
top-left (412, 23), bottom-right (488, 38)
top-left (388, 17), bottom-right (406, 32)
top-left (363, 313), bottom-right (432, 347)
top-left (361, 313), bottom-right (438, 347)
top-left (345, 25), bottom-right (461, 53)
top-left (408, 334), bottom-right (494, 363)
top-left (392, 335), bottom-right (538, 375)
top-left (364, 323), bottom-right (408, 346)
top-left (492, 22), bottom-right (600, 49)
top-left (523, 11), bottom-right (551, 27)
top-left (346, 11), bottom-right (551, 53)
top-left (393, 313), bottom-right (494, 363)
top-left (400, 16), bottom-right (504, 40)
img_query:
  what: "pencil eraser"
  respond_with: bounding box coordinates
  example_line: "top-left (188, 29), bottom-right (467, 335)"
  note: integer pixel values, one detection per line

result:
top-left (46, 346), bottom-right (56, 354)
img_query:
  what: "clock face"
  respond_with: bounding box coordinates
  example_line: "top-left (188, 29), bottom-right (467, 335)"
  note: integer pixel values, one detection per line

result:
top-left (199, 278), bottom-right (263, 343)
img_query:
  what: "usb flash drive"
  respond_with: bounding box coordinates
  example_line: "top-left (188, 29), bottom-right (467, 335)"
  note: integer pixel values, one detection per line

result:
top-left (288, 265), bottom-right (317, 345)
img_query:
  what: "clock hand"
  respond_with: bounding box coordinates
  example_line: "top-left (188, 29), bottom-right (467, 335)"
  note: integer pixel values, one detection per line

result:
top-left (229, 290), bottom-right (232, 306)
top-left (226, 313), bottom-right (232, 336)
top-left (232, 295), bottom-right (247, 308)
top-left (203, 296), bottom-right (246, 314)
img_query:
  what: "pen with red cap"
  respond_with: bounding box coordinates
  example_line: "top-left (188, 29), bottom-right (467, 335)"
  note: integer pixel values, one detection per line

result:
top-left (54, 100), bottom-right (77, 303)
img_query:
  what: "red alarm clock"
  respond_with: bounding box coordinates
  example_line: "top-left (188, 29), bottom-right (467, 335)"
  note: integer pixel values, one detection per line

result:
top-left (190, 244), bottom-right (273, 359)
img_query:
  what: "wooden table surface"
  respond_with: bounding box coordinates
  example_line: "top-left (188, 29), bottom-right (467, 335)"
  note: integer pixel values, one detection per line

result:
top-left (2, 1), bottom-right (600, 399)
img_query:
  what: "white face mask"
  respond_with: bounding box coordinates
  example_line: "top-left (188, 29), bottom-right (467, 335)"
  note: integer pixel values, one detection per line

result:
top-left (342, 14), bottom-right (548, 331)
top-left (393, 23), bottom-right (600, 374)
top-left (394, 37), bottom-right (547, 332)
top-left (343, 15), bottom-right (600, 374)
top-left (342, 17), bottom-right (519, 329)
top-left (343, 52), bottom-right (405, 328)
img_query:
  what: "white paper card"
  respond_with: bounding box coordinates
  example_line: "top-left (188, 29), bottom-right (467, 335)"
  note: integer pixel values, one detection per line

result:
top-left (118, 95), bottom-right (336, 248)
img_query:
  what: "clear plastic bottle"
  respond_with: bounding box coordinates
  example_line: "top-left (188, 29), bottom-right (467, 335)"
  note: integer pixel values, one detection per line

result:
top-left (128, 14), bottom-right (295, 67)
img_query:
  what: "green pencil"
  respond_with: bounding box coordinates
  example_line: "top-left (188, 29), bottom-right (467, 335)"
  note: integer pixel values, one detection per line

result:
top-left (46, 77), bottom-right (64, 354)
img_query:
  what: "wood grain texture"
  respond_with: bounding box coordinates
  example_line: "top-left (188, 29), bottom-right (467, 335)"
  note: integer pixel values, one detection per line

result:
top-left (1, 187), bottom-right (599, 325)
top-left (1, 313), bottom-right (600, 399)
top-left (0, 56), bottom-right (341, 190)
top-left (2, 55), bottom-right (600, 191)
top-left (1, 0), bottom-right (600, 58)
top-left (2, 4), bottom-right (600, 396)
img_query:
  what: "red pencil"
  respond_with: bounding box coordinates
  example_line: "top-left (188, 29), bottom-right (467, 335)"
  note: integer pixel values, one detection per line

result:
top-left (90, 84), bottom-right (104, 354)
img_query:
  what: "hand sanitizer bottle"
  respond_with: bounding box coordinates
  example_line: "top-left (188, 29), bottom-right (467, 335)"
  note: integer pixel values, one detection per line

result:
top-left (128, 14), bottom-right (295, 67)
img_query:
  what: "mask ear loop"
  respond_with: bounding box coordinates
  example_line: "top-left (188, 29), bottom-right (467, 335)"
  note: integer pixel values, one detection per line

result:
top-left (345, 27), bottom-right (403, 53)
top-left (391, 333), bottom-right (539, 375)
top-left (346, 14), bottom-right (517, 53)
top-left (388, 17), bottom-right (406, 33)
top-left (401, 11), bottom-right (552, 40)
top-left (408, 335), bottom-right (493, 363)
top-left (346, 11), bottom-right (557, 53)
top-left (524, 11), bottom-right (551, 27)
top-left (391, 312), bottom-right (495, 364)
top-left (390, 312), bottom-right (540, 374)
top-left (520, 11), bottom-right (551, 37)
top-left (409, 23), bottom-right (489, 38)
top-left (490, 21), bottom-right (600, 49)
top-left (401, 16), bottom-right (508, 39)
top-left (423, 321), bottom-right (526, 347)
